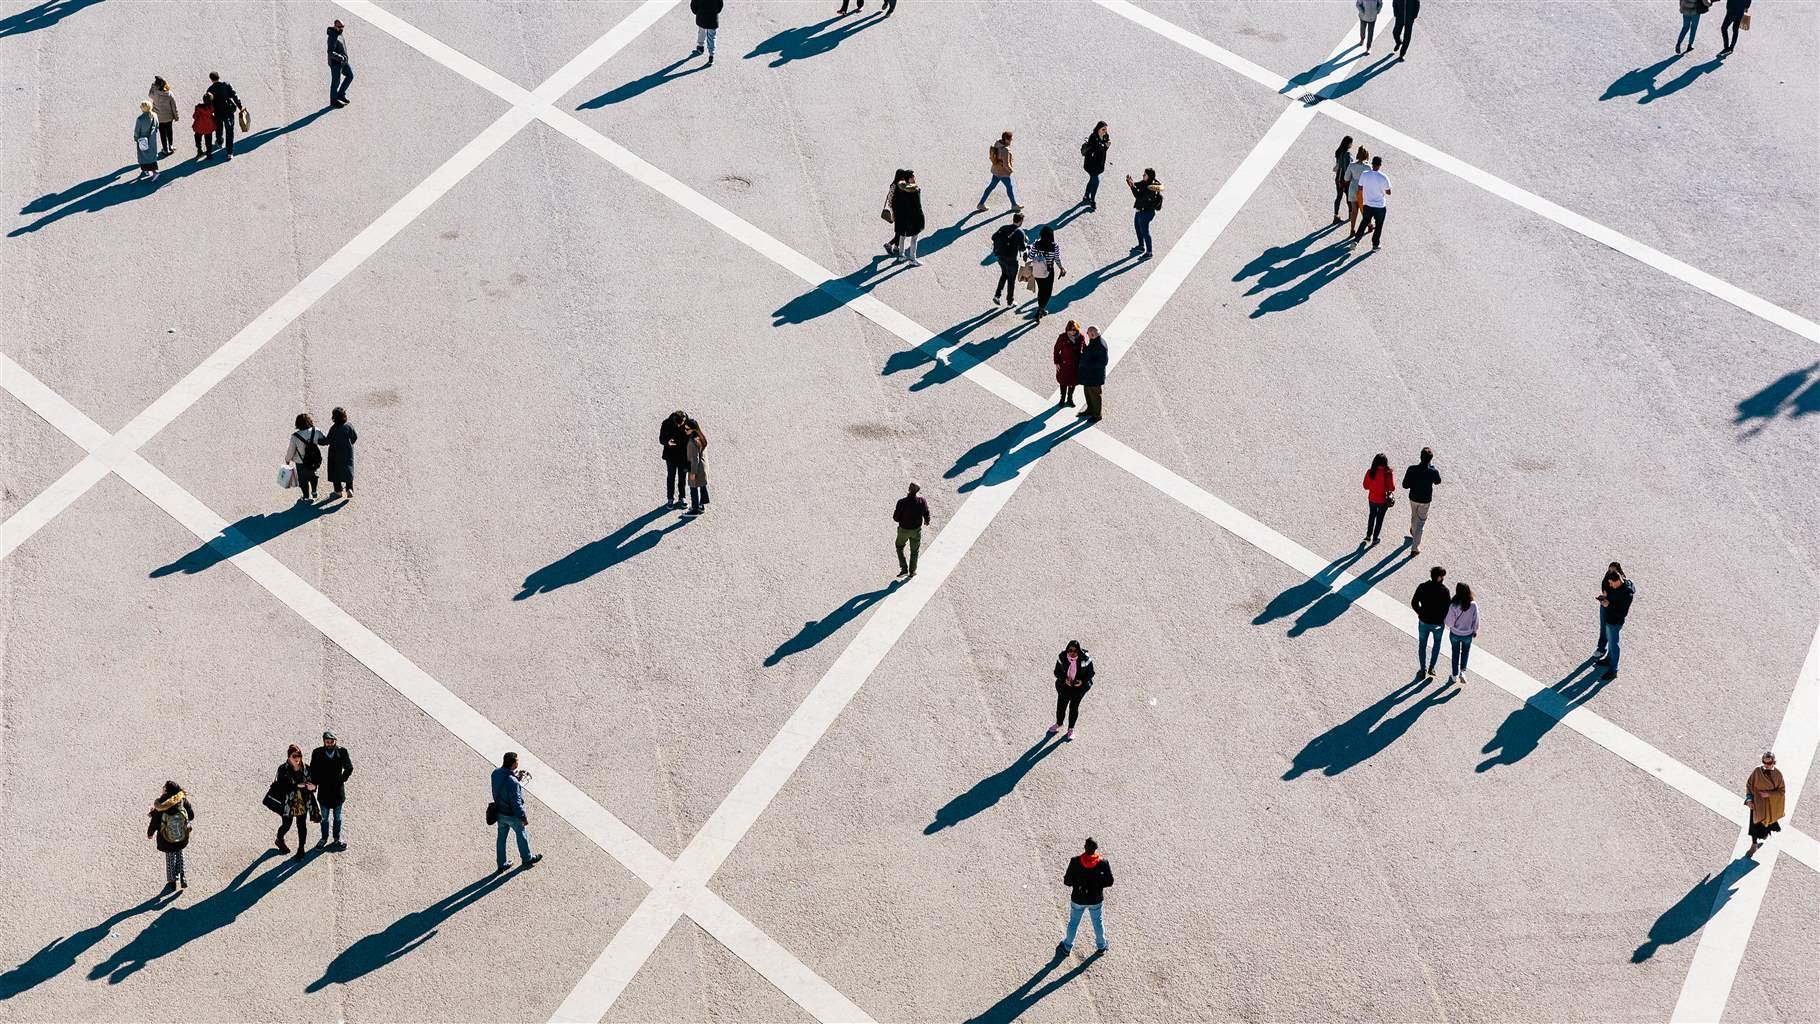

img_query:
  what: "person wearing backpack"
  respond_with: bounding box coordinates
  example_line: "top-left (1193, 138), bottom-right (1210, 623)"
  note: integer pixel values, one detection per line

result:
top-left (1126, 169), bottom-right (1163, 258)
top-left (990, 212), bottom-right (1027, 306)
top-left (286, 413), bottom-right (329, 502)
top-left (147, 781), bottom-right (195, 893)
top-left (1079, 122), bottom-right (1110, 209)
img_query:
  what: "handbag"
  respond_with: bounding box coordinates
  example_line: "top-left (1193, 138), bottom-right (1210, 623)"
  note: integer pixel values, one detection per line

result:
top-left (880, 186), bottom-right (894, 223)
top-left (136, 135), bottom-right (153, 154)
top-left (307, 794), bottom-right (322, 823)
top-left (262, 780), bottom-right (288, 816)
top-left (277, 464), bottom-right (296, 488)
top-left (1740, 12), bottom-right (1750, 28)
top-left (1016, 262), bottom-right (1034, 287)
top-left (485, 801), bottom-right (500, 825)
top-left (237, 106), bottom-right (251, 132)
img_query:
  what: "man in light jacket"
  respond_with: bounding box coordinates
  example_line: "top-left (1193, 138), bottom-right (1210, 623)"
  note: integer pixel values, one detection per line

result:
top-left (976, 131), bottom-right (1021, 213)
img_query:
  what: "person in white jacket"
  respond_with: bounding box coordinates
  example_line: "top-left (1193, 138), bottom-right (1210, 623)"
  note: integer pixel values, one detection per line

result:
top-left (1356, 0), bottom-right (1383, 52)
top-left (1444, 583), bottom-right (1479, 684)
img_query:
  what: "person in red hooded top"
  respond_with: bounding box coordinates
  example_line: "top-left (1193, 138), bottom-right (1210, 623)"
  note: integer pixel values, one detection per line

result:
top-left (1060, 837), bottom-right (1113, 955)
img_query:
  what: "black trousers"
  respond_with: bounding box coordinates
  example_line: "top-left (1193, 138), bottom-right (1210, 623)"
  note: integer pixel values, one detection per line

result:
top-left (157, 121), bottom-right (174, 152)
top-left (1366, 501), bottom-right (1389, 540)
top-left (276, 814), bottom-right (308, 848)
top-left (297, 470), bottom-right (320, 499)
top-left (1720, 12), bottom-right (1742, 50)
top-left (214, 114), bottom-right (236, 155)
top-left (1054, 682), bottom-right (1089, 727)
top-left (1357, 205), bottom-right (1386, 247)
top-left (995, 262), bottom-right (1019, 302)
top-left (666, 462), bottom-right (690, 503)
top-left (1392, 17), bottom-right (1415, 55)
top-left (1034, 274), bottom-right (1056, 314)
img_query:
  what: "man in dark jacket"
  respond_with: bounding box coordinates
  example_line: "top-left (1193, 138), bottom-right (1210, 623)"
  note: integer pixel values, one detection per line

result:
top-left (893, 482), bottom-right (931, 578)
top-left (1126, 168), bottom-right (1163, 257)
top-left (1391, 0), bottom-right (1420, 60)
top-left (328, 20), bottom-right (353, 108)
top-left (1719, 0), bottom-right (1751, 55)
top-left (310, 731), bottom-right (354, 850)
top-left (660, 410), bottom-right (691, 508)
top-left (1077, 327), bottom-right (1109, 422)
top-left (1400, 447), bottom-right (1441, 554)
top-left (990, 212), bottom-right (1026, 306)
top-left (1060, 837), bottom-right (1113, 955)
top-left (1410, 566), bottom-right (1450, 679)
top-left (689, 0), bottom-right (722, 65)
top-left (205, 72), bottom-right (239, 159)
top-left (491, 752), bottom-right (542, 873)
top-left (1596, 567), bottom-right (1635, 681)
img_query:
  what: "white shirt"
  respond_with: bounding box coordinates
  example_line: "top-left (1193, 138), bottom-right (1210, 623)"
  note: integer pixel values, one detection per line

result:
top-left (1359, 169), bottom-right (1391, 208)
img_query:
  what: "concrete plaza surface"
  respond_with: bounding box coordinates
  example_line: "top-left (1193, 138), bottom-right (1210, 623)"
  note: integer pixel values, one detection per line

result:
top-left (2, 0), bottom-right (1817, 1021)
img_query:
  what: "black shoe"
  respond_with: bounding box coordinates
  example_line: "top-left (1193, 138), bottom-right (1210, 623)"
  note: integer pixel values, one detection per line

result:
top-left (275, 841), bottom-right (290, 854)
top-left (293, 850), bottom-right (306, 861)
top-left (690, 46), bottom-right (703, 56)
top-left (495, 862), bottom-right (510, 874)
top-left (523, 854), bottom-right (544, 869)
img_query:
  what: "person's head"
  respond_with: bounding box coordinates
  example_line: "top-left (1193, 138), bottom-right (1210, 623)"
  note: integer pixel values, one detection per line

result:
top-left (1086, 325), bottom-right (1100, 341)
top-left (1370, 452), bottom-right (1389, 472)
top-left (906, 481), bottom-right (920, 496)
top-left (1093, 120), bottom-right (1107, 136)
top-left (1064, 319), bottom-right (1080, 336)
top-left (332, 18), bottom-right (344, 32)
top-left (153, 76), bottom-right (168, 91)
top-left (903, 169), bottom-right (916, 185)
top-left (295, 412), bottom-right (314, 430)
top-left (1000, 130), bottom-right (1013, 144)
top-left (502, 751), bottom-right (518, 770)
top-left (670, 410), bottom-right (687, 425)
top-left (322, 730), bottom-right (338, 748)
top-left (1418, 446), bottom-right (1433, 465)
top-left (1607, 561), bottom-right (1625, 578)
top-left (1356, 145), bottom-right (1369, 161)
top-left (1452, 582), bottom-right (1473, 606)
top-left (1604, 568), bottom-right (1624, 589)
top-left (161, 780), bottom-right (182, 799)
top-left (1338, 134), bottom-right (1353, 152)
top-left (1011, 211), bottom-right (1025, 226)
top-left (688, 420), bottom-right (705, 442)
top-left (209, 72), bottom-right (221, 83)
top-left (1429, 566), bottom-right (1446, 583)
top-left (1371, 156), bottom-right (1383, 170)
top-left (139, 101), bottom-right (152, 114)
top-left (1064, 639), bottom-right (1081, 656)
top-left (287, 744), bottom-right (303, 763)
top-left (1083, 836), bottom-right (1098, 855)
top-left (331, 406), bottom-right (347, 425)
top-left (1037, 225), bottom-right (1055, 247)
top-left (892, 168), bottom-right (908, 185)
top-left (1142, 167), bottom-right (1156, 182)
top-left (1762, 751), bottom-right (1777, 767)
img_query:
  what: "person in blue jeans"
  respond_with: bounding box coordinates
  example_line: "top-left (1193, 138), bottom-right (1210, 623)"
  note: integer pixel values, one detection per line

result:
top-left (1675, 0), bottom-right (1705, 54)
top-left (1444, 583), bottom-right (1478, 685)
top-left (1060, 837), bottom-right (1113, 955)
top-left (491, 752), bottom-right (543, 873)
top-left (1595, 564), bottom-right (1634, 681)
top-left (309, 731), bottom-right (353, 850)
top-left (1410, 566), bottom-right (1451, 679)
top-left (1126, 168), bottom-right (1163, 258)
top-left (976, 131), bottom-right (1020, 213)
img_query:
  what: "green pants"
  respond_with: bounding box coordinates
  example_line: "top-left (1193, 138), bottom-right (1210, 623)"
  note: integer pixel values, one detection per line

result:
top-left (895, 527), bottom-right (922, 574)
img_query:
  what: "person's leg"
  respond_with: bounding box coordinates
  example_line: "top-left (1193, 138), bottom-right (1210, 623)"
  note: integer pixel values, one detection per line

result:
top-left (1370, 206), bottom-right (1385, 248)
top-left (1449, 635), bottom-right (1464, 679)
top-left (1409, 501), bottom-right (1429, 548)
top-left (907, 529), bottom-right (921, 575)
top-left (1722, 13), bottom-right (1739, 49)
top-left (978, 176), bottom-right (1001, 208)
top-left (1605, 621), bottom-right (1622, 674)
top-left (223, 116), bottom-right (236, 156)
top-left (293, 813), bottom-right (308, 853)
top-left (1416, 623), bottom-right (1433, 673)
top-left (329, 804), bottom-right (343, 843)
top-left (1054, 686), bottom-right (1069, 729)
top-left (895, 529), bottom-right (910, 574)
top-left (1036, 276), bottom-right (1053, 316)
top-left (706, 28), bottom-right (717, 60)
top-left (1085, 385), bottom-right (1102, 420)
top-left (276, 816), bottom-right (293, 850)
top-left (1004, 175), bottom-right (1019, 209)
top-left (1369, 502), bottom-right (1388, 541)
top-left (496, 819), bottom-right (510, 867)
top-left (160, 121), bottom-right (174, 153)
top-left (1359, 18), bottom-right (1368, 47)
top-left (1063, 901), bottom-right (1085, 949)
top-left (1677, 13), bottom-right (1694, 50)
top-left (341, 63), bottom-right (354, 100)
top-left (164, 849), bottom-right (179, 887)
top-left (1458, 636), bottom-right (1473, 675)
top-left (1399, 17), bottom-right (1414, 56)
top-left (1067, 687), bottom-right (1086, 727)
top-left (1084, 172), bottom-right (1099, 204)
top-left (1088, 903), bottom-right (1106, 949)
top-left (904, 233), bottom-right (919, 263)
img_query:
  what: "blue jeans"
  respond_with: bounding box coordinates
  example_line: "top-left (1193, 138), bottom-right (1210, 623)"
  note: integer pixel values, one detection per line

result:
top-left (1418, 622), bottom-right (1444, 673)
top-left (319, 803), bottom-right (343, 841)
top-left (1601, 620), bottom-right (1624, 673)
top-left (1134, 209), bottom-right (1156, 253)
top-left (1677, 12), bottom-right (1700, 49)
top-left (330, 62), bottom-right (353, 103)
top-left (979, 175), bottom-right (1017, 208)
top-left (1063, 901), bottom-right (1105, 950)
top-left (496, 814), bottom-right (533, 867)
top-left (1084, 172), bottom-right (1101, 203)
top-left (1450, 634), bottom-right (1473, 677)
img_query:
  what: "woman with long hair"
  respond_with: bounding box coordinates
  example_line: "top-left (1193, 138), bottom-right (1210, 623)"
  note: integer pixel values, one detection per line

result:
top-left (147, 780), bottom-right (195, 893)
top-left (1362, 453), bottom-right (1396, 545)
top-left (1026, 225), bottom-right (1065, 322)
top-left (1444, 583), bottom-right (1479, 684)
top-left (888, 169), bottom-right (926, 267)
top-left (1331, 135), bottom-right (1354, 223)
top-left (685, 419), bottom-right (710, 515)
top-left (1050, 640), bottom-right (1096, 740)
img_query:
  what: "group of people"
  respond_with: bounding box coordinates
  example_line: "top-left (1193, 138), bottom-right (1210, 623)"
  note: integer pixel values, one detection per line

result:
top-left (134, 72), bottom-right (241, 180)
top-left (659, 410), bottom-right (711, 513)
top-left (1353, 0), bottom-right (1422, 59)
top-left (283, 409), bottom-right (359, 503)
top-left (1051, 320), bottom-right (1109, 420)
top-left (1678, 0), bottom-right (1754, 56)
top-left (1332, 137), bottom-right (1393, 250)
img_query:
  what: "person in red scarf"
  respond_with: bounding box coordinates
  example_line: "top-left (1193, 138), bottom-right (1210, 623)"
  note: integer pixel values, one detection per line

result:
top-left (1060, 837), bottom-right (1113, 955)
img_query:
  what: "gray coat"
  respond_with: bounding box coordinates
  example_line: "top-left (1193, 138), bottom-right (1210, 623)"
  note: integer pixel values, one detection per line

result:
top-left (133, 112), bottom-right (158, 164)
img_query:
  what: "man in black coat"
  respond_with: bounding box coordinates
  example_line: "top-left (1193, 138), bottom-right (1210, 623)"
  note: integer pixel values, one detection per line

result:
top-left (1391, 0), bottom-right (1420, 60)
top-left (660, 410), bottom-right (691, 508)
top-left (990, 212), bottom-right (1026, 306)
top-left (310, 731), bottom-right (354, 849)
top-left (328, 20), bottom-right (353, 108)
top-left (1410, 566), bottom-right (1450, 679)
top-left (1077, 327), bottom-right (1109, 422)
top-left (205, 72), bottom-right (239, 159)
top-left (689, 0), bottom-right (723, 65)
top-left (1060, 837), bottom-right (1113, 955)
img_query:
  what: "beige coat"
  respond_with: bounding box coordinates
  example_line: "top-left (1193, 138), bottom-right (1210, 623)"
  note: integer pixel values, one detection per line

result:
top-left (1748, 765), bottom-right (1786, 827)
top-left (149, 87), bottom-right (179, 123)
top-left (989, 140), bottom-right (1013, 177)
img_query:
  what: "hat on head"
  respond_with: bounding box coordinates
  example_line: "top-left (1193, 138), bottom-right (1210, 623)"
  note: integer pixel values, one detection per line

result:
top-left (322, 730), bottom-right (336, 740)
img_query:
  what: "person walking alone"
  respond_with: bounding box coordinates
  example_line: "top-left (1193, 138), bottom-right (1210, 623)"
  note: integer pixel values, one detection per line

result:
top-left (660, 410), bottom-right (691, 508)
top-left (1078, 327), bottom-right (1108, 422)
top-left (1718, 0), bottom-right (1750, 55)
top-left (205, 72), bottom-right (240, 159)
top-left (1352, 156), bottom-right (1391, 250)
top-left (326, 407), bottom-right (357, 500)
top-left (1080, 122), bottom-right (1110, 210)
top-left (287, 413), bottom-right (329, 502)
top-left (689, 0), bottom-right (722, 64)
top-left (1401, 446), bottom-right (1440, 554)
top-left (1344, 145), bottom-right (1370, 237)
top-left (1059, 838), bottom-right (1113, 955)
top-left (1390, 0), bottom-right (1420, 59)
top-left (1362, 453), bottom-right (1396, 545)
top-left (147, 781), bottom-right (195, 894)
top-left (990, 212), bottom-right (1027, 306)
top-left (893, 482), bottom-right (930, 578)
top-left (1357, 0), bottom-right (1382, 52)
top-left (1331, 135), bottom-right (1354, 223)
top-left (1444, 582), bottom-right (1478, 684)
top-left (1410, 566), bottom-right (1450, 679)
top-left (1049, 640), bottom-right (1096, 740)
top-left (685, 418), bottom-right (710, 515)
top-left (149, 77), bottom-right (179, 156)
top-left (976, 131), bottom-right (1021, 213)
top-left (269, 744), bottom-right (317, 860)
top-left (309, 731), bottom-right (353, 850)
top-left (888, 169), bottom-right (926, 266)
top-left (1745, 752), bottom-right (1785, 858)
top-left (1026, 225), bottom-right (1065, 321)
top-left (1054, 321), bottom-right (1085, 407)
top-left (133, 102), bottom-right (161, 181)
top-left (491, 752), bottom-right (543, 872)
top-left (1126, 168), bottom-right (1163, 258)
top-left (1594, 564), bottom-right (1634, 681)
top-left (1676, 0), bottom-right (1708, 53)
top-left (328, 19), bottom-right (353, 108)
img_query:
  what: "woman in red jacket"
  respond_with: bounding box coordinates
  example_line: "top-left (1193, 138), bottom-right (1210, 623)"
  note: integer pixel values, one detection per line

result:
top-left (1053, 321), bottom-right (1085, 407)
top-left (1362, 452), bottom-right (1396, 546)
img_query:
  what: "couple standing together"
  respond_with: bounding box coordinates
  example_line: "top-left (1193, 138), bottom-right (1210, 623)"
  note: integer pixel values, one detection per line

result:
top-left (660, 411), bottom-right (711, 514)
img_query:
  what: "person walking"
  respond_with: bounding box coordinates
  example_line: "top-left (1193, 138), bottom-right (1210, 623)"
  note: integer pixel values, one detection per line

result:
top-left (1054, 321), bottom-right (1085, 407)
top-left (1078, 327), bottom-right (1108, 422)
top-left (1352, 156), bottom-right (1391, 250)
top-left (133, 102), bottom-right (161, 181)
top-left (1745, 752), bottom-right (1785, 858)
top-left (1059, 838), bottom-right (1113, 955)
top-left (149, 77), bottom-right (179, 156)
top-left (1595, 564), bottom-right (1634, 681)
top-left (328, 19), bottom-right (354, 108)
top-left (491, 752), bottom-right (542, 872)
top-left (990, 212), bottom-right (1027, 305)
top-left (1362, 453), bottom-right (1396, 545)
top-left (1026, 225), bottom-right (1065, 321)
top-left (976, 131), bottom-right (1021, 213)
top-left (309, 731), bottom-right (353, 850)
top-left (1330, 135), bottom-right (1354, 223)
top-left (326, 406), bottom-right (357, 500)
top-left (880, 168), bottom-right (907, 253)
top-left (190, 99), bottom-right (216, 160)
top-left (685, 418), bottom-right (710, 515)
top-left (1444, 582), bottom-right (1478, 684)
top-left (690, 0), bottom-right (723, 64)
top-left (1343, 145), bottom-right (1370, 236)
top-left (269, 744), bottom-right (317, 860)
top-left (1390, 0), bottom-right (1420, 59)
top-left (888, 169), bottom-right (926, 266)
top-left (286, 414), bottom-right (329, 502)
top-left (1410, 566), bottom-right (1450, 679)
top-left (1049, 640), bottom-right (1096, 740)
top-left (1080, 122), bottom-right (1110, 209)
top-left (1401, 446), bottom-right (1440, 554)
top-left (1126, 168), bottom-right (1163, 258)
top-left (205, 72), bottom-right (240, 159)
top-left (1676, 0), bottom-right (1709, 53)
top-left (893, 482), bottom-right (930, 578)
top-left (660, 410), bottom-right (691, 508)
top-left (147, 781), bottom-right (195, 894)
top-left (1718, 0), bottom-right (1750, 54)
top-left (1357, 0), bottom-right (1383, 52)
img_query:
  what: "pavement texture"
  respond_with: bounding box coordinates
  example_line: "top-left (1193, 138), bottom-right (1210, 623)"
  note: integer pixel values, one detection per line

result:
top-left (2, 1), bottom-right (1817, 1022)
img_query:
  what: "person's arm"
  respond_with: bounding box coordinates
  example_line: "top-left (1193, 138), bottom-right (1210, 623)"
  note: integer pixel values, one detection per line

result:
top-left (921, 499), bottom-right (931, 526)
top-left (1101, 863), bottom-right (1113, 888)
top-left (184, 799), bottom-right (195, 821)
top-left (341, 750), bottom-right (354, 784)
top-left (1054, 657), bottom-right (1065, 681)
top-left (1064, 860), bottom-right (1079, 887)
top-left (1079, 660), bottom-right (1095, 685)
top-left (148, 811), bottom-right (159, 839)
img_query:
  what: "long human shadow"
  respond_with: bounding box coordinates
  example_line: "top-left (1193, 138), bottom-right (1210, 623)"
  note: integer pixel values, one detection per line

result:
top-left (88, 851), bottom-right (307, 983)
top-left (1042, 252), bottom-right (1146, 317)
top-left (150, 497), bottom-right (345, 577)
top-left (1633, 858), bottom-right (1757, 962)
top-left (0, 893), bottom-right (167, 998)
top-left (915, 208), bottom-right (1007, 261)
top-left (11, 107), bottom-right (331, 236)
top-left (885, 308), bottom-right (1040, 392)
top-left (765, 579), bottom-right (903, 666)
top-left (1234, 223), bottom-right (1368, 318)
top-left (306, 870), bottom-right (517, 991)
top-left (1601, 51), bottom-right (1722, 104)
top-left (1279, 46), bottom-right (1364, 94)
top-left (925, 736), bottom-right (1063, 834)
top-left (1319, 52), bottom-right (1400, 100)
top-left (963, 947), bottom-right (1102, 1024)
top-left (883, 306), bottom-right (1006, 383)
top-left (1283, 673), bottom-right (1461, 780)
top-left (1645, 53), bottom-right (1726, 101)
top-left (1476, 659), bottom-right (1611, 772)
top-left (515, 505), bottom-right (688, 599)
top-left (946, 414), bottom-right (1094, 494)
top-left (0, 0), bottom-right (105, 37)
top-left (773, 254), bottom-right (912, 325)
top-left (1735, 361), bottom-right (1820, 437)
top-left (745, 11), bottom-right (884, 66)
top-left (1252, 544), bottom-right (1369, 628)
top-left (1288, 540), bottom-right (1413, 636)
top-left (1251, 244), bottom-right (1372, 316)
top-left (576, 56), bottom-right (705, 108)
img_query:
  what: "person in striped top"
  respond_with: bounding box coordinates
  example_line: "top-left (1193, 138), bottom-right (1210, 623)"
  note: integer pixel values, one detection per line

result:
top-left (1025, 226), bottom-right (1065, 321)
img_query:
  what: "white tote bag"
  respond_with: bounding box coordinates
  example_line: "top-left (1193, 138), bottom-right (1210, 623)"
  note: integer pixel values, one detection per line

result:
top-left (277, 464), bottom-right (296, 488)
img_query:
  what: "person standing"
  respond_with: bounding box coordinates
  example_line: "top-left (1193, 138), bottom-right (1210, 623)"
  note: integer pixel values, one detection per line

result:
top-left (149, 77), bottom-right (179, 156)
top-left (326, 407), bottom-right (357, 500)
top-left (1080, 122), bottom-right (1110, 209)
top-left (1444, 582), bottom-right (1478, 684)
top-left (1595, 564), bottom-right (1634, 681)
top-left (1718, 0), bottom-right (1750, 54)
top-left (1400, 447), bottom-right (1440, 554)
top-left (1352, 156), bottom-right (1391, 250)
top-left (191, 99), bottom-right (216, 160)
top-left (888, 169), bottom-right (926, 266)
top-left (1053, 321), bottom-right (1085, 407)
top-left (990, 212), bottom-right (1027, 306)
top-left (1026, 225), bottom-right (1065, 321)
top-left (685, 418), bottom-right (710, 515)
top-left (1390, 0), bottom-right (1420, 59)
top-left (1362, 453), bottom-right (1396, 545)
top-left (147, 781), bottom-right (195, 894)
top-left (1078, 327), bottom-right (1108, 422)
top-left (1676, 0), bottom-right (1708, 53)
top-left (287, 414), bottom-right (329, 502)
top-left (133, 102), bottom-right (161, 181)
top-left (1126, 168), bottom-right (1163, 258)
top-left (309, 731), bottom-right (353, 850)
top-left (1331, 135), bottom-right (1354, 223)
top-left (1059, 838), bottom-right (1113, 955)
top-left (1357, 0), bottom-right (1383, 51)
top-left (690, 0), bottom-right (723, 64)
top-left (1410, 566), bottom-right (1450, 680)
top-left (270, 744), bottom-right (317, 860)
top-left (1049, 640), bottom-right (1096, 739)
top-left (328, 19), bottom-right (354, 108)
top-left (1344, 145), bottom-right (1370, 237)
top-left (893, 482), bottom-right (930, 578)
top-left (660, 410), bottom-right (691, 508)
top-left (492, 752), bottom-right (542, 872)
top-left (1745, 752), bottom-right (1785, 858)
top-left (976, 131), bottom-right (1021, 213)
top-left (205, 72), bottom-right (239, 159)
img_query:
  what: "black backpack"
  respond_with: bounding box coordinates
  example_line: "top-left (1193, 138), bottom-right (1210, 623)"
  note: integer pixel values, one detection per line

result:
top-left (296, 430), bottom-right (323, 472)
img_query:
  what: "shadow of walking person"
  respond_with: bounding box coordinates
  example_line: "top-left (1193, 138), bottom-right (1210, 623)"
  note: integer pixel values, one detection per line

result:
top-left (306, 871), bottom-right (518, 991)
top-left (765, 579), bottom-right (904, 666)
top-left (0, 894), bottom-right (168, 998)
top-left (515, 505), bottom-right (688, 599)
top-left (963, 947), bottom-right (1102, 1023)
top-left (1289, 540), bottom-right (1413, 636)
top-left (925, 737), bottom-right (1063, 834)
top-left (1252, 545), bottom-right (1369, 628)
top-left (150, 498), bottom-right (346, 577)
top-left (1282, 673), bottom-right (1461, 779)
top-left (745, 12), bottom-right (885, 67)
top-left (0, 0), bottom-right (105, 38)
top-left (1633, 858), bottom-right (1757, 962)
top-left (1477, 659), bottom-right (1611, 772)
top-left (576, 56), bottom-right (706, 108)
top-left (1735, 361), bottom-right (1820, 437)
top-left (88, 851), bottom-right (306, 984)
top-left (946, 414), bottom-right (1094, 494)
top-left (772, 254), bottom-right (912, 325)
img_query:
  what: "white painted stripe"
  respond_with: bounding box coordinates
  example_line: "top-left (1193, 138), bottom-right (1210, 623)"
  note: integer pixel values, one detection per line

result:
top-left (1670, 620), bottom-right (1820, 1023)
top-left (0, 454), bottom-right (110, 560)
top-left (1094, 0), bottom-right (1290, 93)
top-left (683, 888), bottom-right (874, 1024)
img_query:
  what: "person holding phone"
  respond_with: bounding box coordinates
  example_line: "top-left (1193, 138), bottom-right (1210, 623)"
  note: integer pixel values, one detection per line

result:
top-left (491, 752), bottom-right (542, 873)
